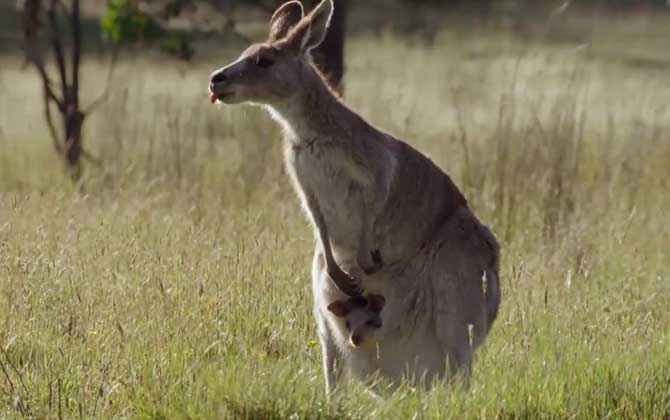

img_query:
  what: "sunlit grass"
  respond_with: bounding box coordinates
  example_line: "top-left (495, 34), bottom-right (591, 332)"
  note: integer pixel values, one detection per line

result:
top-left (0, 22), bottom-right (669, 419)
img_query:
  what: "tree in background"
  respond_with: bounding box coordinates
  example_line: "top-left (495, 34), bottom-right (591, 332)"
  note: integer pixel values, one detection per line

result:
top-left (101, 0), bottom-right (194, 60)
top-left (19, 0), bottom-right (112, 181)
top-left (101, 0), bottom-right (347, 92)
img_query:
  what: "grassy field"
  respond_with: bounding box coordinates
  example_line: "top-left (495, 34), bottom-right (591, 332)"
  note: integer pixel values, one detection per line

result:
top-left (1, 14), bottom-right (670, 419)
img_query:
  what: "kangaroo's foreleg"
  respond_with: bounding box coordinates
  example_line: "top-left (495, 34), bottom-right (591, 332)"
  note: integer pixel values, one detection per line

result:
top-left (305, 189), bottom-right (363, 296)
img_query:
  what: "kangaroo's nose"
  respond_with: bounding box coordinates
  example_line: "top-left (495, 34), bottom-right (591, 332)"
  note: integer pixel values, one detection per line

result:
top-left (210, 71), bottom-right (227, 85)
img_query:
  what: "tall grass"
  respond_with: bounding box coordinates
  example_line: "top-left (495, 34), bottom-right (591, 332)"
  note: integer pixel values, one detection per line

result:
top-left (0, 26), bottom-right (669, 418)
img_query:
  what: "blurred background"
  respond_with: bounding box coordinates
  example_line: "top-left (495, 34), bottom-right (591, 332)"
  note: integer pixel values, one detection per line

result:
top-left (1, 0), bottom-right (669, 187)
top-left (1, 2), bottom-right (669, 418)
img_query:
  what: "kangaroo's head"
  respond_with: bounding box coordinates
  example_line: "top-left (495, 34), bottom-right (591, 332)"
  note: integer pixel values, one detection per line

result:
top-left (327, 294), bottom-right (386, 348)
top-left (208, 0), bottom-right (333, 106)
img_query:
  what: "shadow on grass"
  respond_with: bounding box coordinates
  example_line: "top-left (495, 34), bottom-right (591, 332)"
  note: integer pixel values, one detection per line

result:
top-left (218, 397), bottom-right (356, 420)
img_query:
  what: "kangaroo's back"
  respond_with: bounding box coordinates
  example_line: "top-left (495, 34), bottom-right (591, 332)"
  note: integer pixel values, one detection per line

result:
top-left (369, 136), bottom-right (469, 266)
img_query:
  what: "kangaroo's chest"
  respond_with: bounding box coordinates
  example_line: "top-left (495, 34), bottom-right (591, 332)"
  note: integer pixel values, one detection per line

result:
top-left (285, 141), bottom-right (365, 256)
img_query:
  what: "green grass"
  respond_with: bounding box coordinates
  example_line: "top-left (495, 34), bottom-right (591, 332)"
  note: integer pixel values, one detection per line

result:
top-left (1, 18), bottom-right (670, 419)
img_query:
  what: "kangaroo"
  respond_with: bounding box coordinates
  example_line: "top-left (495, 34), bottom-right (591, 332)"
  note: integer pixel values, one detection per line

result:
top-left (209, 0), bottom-right (501, 394)
top-left (326, 293), bottom-right (385, 349)
top-left (321, 292), bottom-right (386, 394)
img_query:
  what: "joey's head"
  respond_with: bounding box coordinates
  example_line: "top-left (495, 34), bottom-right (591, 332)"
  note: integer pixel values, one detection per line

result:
top-left (327, 294), bottom-right (386, 348)
top-left (208, 0), bottom-right (333, 106)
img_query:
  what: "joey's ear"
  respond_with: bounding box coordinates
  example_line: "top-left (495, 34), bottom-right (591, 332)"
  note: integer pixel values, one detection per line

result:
top-left (281, 0), bottom-right (333, 53)
top-left (269, 1), bottom-right (304, 42)
top-left (367, 294), bottom-right (386, 312)
top-left (327, 300), bottom-right (350, 317)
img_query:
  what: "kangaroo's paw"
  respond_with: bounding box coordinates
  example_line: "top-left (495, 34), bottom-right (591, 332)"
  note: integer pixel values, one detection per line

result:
top-left (358, 249), bottom-right (384, 275)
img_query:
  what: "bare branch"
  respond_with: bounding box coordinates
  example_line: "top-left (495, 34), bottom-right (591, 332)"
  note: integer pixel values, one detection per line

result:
top-left (71, 0), bottom-right (81, 108)
top-left (81, 148), bottom-right (102, 167)
top-left (31, 60), bottom-right (64, 151)
top-left (19, 0), bottom-right (43, 67)
top-left (43, 86), bottom-right (63, 154)
top-left (19, 0), bottom-right (97, 180)
top-left (85, 46), bottom-right (119, 114)
top-left (47, 0), bottom-right (68, 102)
top-left (20, 0), bottom-right (42, 41)
top-left (31, 54), bottom-right (66, 110)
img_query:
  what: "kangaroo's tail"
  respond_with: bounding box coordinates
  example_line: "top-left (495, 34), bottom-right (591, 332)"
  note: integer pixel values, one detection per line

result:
top-left (485, 259), bottom-right (500, 329)
top-left (483, 231), bottom-right (501, 330)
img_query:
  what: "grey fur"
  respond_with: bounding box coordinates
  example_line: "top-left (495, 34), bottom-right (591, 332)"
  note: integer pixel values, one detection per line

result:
top-left (208, 0), bottom-right (501, 394)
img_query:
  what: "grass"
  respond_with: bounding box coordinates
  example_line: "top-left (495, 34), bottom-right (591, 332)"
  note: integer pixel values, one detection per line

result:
top-left (1, 15), bottom-right (670, 419)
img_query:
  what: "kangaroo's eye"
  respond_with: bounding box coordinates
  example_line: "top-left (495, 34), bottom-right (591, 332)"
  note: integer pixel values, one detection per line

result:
top-left (367, 319), bottom-right (381, 328)
top-left (345, 321), bottom-right (351, 330)
top-left (256, 56), bottom-right (274, 68)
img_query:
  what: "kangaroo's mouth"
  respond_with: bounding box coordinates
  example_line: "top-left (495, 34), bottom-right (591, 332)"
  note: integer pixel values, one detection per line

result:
top-left (209, 80), bottom-right (235, 104)
top-left (209, 91), bottom-right (234, 104)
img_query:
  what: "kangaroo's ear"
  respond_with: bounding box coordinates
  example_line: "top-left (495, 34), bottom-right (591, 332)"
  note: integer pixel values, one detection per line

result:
top-left (327, 300), bottom-right (350, 317)
top-left (281, 0), bottom-right (332, 53)
top-left (367, 294), bottom-right (386, 312)
top-left (269, 1), bottom-right (304, 42)
top-left (301, 0), bottom-right (333, 51)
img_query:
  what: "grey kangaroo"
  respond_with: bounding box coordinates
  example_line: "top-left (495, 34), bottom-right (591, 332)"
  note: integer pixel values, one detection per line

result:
top-left (209, 0), bottom-right (501, 395)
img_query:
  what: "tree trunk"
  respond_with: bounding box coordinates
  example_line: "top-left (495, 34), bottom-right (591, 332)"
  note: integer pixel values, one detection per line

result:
top-left (21, 0), bottom-right (95, 183)
top-left (64, 108), bottom-right (84, 180)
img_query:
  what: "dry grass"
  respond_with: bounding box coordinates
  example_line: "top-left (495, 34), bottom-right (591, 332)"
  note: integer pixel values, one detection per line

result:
top-left (0, 20), bottom-right (669, 419)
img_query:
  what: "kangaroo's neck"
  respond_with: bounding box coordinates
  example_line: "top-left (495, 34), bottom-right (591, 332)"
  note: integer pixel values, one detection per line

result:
top-left (266, 66), bottom-right (369, 145)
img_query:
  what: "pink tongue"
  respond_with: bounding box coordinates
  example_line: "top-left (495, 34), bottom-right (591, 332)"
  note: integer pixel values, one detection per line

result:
top-left (210, 93), bottom-right (217, 104)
